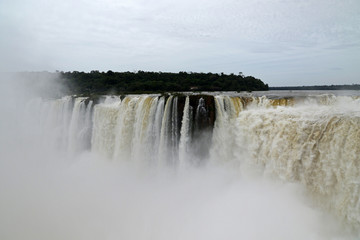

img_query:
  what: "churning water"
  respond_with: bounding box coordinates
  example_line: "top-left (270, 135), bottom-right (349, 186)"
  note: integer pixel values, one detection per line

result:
top-left (0, 78), bottom-right (359, 240)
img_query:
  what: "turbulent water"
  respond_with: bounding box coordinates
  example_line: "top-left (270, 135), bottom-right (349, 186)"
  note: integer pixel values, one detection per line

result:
top-left (1, 85), bottom-right (360, 239)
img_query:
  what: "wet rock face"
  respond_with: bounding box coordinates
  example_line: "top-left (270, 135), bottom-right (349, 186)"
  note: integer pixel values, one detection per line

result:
top-left (171, 95), bottom-right (216, 163)
top-left (188, 95), bottom-right (215, 130)
top-left (188, 95), bottom-right (215, 162)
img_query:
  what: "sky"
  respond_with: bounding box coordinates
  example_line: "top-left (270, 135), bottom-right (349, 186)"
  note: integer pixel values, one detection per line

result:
top-left (0, 0), bottom-right (359, 86)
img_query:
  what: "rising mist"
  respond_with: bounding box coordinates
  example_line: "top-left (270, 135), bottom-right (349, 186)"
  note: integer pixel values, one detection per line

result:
top-left (0, 74), bottom-right (358, 240)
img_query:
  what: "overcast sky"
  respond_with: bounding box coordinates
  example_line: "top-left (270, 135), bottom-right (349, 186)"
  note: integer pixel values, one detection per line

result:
top-left (0, 0), bottom-right (359, 86)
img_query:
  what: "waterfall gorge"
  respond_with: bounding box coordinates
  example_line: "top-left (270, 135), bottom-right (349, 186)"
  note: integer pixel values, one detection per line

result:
top-left (1, 90), bottom-right (360, 239)
top-left (30, 94), bottom-right (360, 225)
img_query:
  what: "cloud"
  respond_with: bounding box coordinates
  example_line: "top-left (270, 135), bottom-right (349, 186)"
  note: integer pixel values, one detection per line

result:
top-left (0, 0), bottom-right (359, 85)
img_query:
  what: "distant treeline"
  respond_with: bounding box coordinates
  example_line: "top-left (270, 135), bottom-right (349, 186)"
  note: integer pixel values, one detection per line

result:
top-left (59, 71), bottom-right (268, 94)
top-left (270, 85), bottom-right (360, 91)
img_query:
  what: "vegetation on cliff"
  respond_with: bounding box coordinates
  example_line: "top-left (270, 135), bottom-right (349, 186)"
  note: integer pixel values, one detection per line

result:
top-left (59, 70), bottom-right (268, 94)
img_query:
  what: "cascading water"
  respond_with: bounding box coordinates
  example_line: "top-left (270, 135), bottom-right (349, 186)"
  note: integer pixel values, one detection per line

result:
top-left (131, 96), bottom-right (160, 165)
top-left (152, 96), bottom-right (165, 162)
top-left (232, 96), bottom-right (360, 227)
top-left (67, 97), bottom-right (93, 155)
top-left (25, 96), bottom-right (74, 153)
top-left (170, 96), bottom-right (179, 164)
top-left (91, 98), bottom-right (122, 158)
top-left (210, 96), bottom-right (243, 164)
top-left (24, 92), bottom-right (360, 232)
top-left (159, 96), bottom-right (175, 166)
top-left (179, 96), bottom-right (192, 168)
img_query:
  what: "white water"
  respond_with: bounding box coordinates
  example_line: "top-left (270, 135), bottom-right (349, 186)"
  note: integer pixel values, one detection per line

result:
top-left (29, 96), bottom-right (73, 152)
top-left (67, 97), bottom-right (93, 155)
top-left (91, 98), bottom-right (122, 158)
top-left (159, 96), bottom-right (174, 166)
top-left (0, 77), bottom-right (359, 240)
top-left (234, 98), bottom-right (360, 227)
top-left (210, 96), bottom-right (243, 164)
top-left (179, 96), bottom-right (191, 168)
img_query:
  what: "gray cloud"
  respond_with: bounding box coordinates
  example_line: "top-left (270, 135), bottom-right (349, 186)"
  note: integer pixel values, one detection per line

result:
top-left (0, 0), bottom-right (359, 86)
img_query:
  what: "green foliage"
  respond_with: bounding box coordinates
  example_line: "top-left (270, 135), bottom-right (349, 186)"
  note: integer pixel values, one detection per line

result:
top-left (59, 71), bottom-right (269, 94)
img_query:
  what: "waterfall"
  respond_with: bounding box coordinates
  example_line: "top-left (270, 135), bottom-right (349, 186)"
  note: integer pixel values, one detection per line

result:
top-left (113, 97), bottom-right (139, 161)
top-left (152, 97), bottom-right (165, 162)
top-left (232, 99), bottom-right (360, 226)
top-left (131, 96), bottom-right (160, 165)
top-left (192, 97), bottom-right (210, 162)
top-left (27, 93), bottom-right (360, 230)
top-left (67, 97), bottom-right (88, 155)
top-left (179, 96), bottom-right (191, 168)
top-left (210, 96), bottom-right (242, 164)
top-left (39, 96), bottom-right (73, 151)
top-left (159, 96), bottom-right (174, 166)
top-left (170, 96), bottom-right (179, 164)
top-left (91, 99), bottom-right (122, 158)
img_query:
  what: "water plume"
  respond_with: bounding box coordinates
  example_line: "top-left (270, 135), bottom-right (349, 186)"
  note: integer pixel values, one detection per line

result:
top-left (0, 75), bottom-right (359, 239)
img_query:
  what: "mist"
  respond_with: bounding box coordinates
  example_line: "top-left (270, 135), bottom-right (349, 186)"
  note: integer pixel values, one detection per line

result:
top-left (0, 74), bottom-right (357, 240)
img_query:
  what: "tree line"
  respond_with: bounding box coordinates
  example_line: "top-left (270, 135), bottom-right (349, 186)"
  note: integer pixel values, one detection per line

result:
top-left (59, 70), bottom-right (269, 94)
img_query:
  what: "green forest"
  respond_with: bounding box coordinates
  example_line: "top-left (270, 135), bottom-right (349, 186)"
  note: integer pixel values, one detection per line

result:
top-left (59, 71), bottom-right (269, 94)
